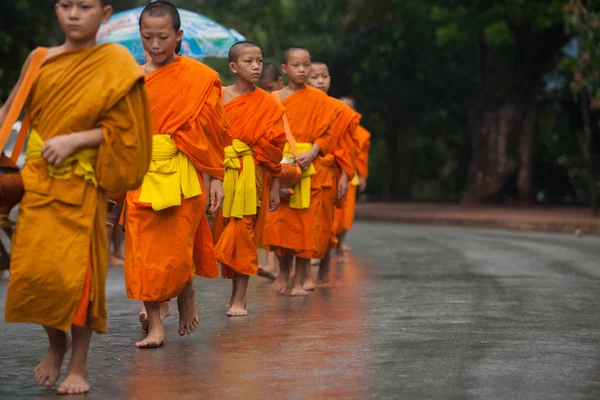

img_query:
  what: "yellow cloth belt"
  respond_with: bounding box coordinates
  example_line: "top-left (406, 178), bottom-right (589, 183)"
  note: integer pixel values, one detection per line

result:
top-left (285, 142), bottom-right (316, 209)
top-left (26, 129), bottom-right (98, 187)
top-left (350, 171), bottom-right (360, 187)
top-left (223, 139), bottom-right (256, 218)
top-left (138, 134), bottom-right (202, 211)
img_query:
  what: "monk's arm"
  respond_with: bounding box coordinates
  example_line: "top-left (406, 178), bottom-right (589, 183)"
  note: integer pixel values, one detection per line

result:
top-left (0, 51), bottom-right (35, 126)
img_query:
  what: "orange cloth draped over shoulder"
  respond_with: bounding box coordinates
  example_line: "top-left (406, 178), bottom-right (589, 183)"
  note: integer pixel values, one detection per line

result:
top-left (124, 56), bottom-right (230, 302)
top-left (212, 88), bottom-right (286, 279)
top-left (5, 43), bottom-right (153, 333)
top-left (314, 97), bottom-right (361, 259)
top-left (333, 125), bottom-right (371, 234)
top-left (262, 86), bottom-right (337, 259)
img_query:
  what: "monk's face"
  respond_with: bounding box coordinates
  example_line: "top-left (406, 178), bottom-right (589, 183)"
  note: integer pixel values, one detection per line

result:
top-left (307, 64), bottom-right (331, 94)
top-left (258, 77), bottom-right (284, 93)
top-left (230, 47), bottom-right (263, 84)
top-left (340, 97), bottom-right (356, 111)
top-left (282, 50), bottom-right (311, 85)
top-left (55, 0), bottom-right (112, 43)
top-left (140, 15), bottom-right (184, 67)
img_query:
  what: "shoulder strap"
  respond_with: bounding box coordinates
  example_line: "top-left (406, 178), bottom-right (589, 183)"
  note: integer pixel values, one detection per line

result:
top-left (272, 91), bottom-right (299, 158)
top-left (0, 47), bottom-right (48, 160)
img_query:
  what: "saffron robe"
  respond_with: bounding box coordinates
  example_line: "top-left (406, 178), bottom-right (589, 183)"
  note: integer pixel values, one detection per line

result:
top-left (262, 86), bottom-right (337, 259)
top-left (333, 125), bottom-right (371, 234)
top-left (212, 88), bottom-right (286, 278)
top-left (124, 56), bottom-right (231, 302)
top-left (314, 98), bottom-right (361, 258)
top-left (5, 43), bottom-right (153, 333)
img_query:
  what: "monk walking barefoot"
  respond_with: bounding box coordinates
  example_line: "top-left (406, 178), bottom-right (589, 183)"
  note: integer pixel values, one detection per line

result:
top-left (3, 0), bottom-right (152, 394)
top-left (139, 301), bottom-right (171, 332)
top-left (307, 63), bottom-right (361, 284)
top-left (124, 1), bottom-right (229, 347)
top-left (263, 48), bottom-right (339, 298)
top-left (273, 255), bottom-right (293, 294)
top-left (212, 42), bottom-right (286, 316)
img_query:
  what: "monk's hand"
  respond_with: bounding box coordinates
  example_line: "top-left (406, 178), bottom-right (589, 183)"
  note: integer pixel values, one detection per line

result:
top-left (42, 134), bottom-right (78, 167)
top-left (296, 144), bottom-right (320, 170)
top-left (269, 178), bottom-right (281, 212)
top-left (358, 175), bottom-right (367, 193)
top-left (338, 171), bottom-right (349, 200)
top-left (208, 178), bottom-right (224, 215)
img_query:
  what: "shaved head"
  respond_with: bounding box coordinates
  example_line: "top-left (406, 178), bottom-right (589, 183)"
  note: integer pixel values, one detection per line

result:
top-left (229, 41), bottom-right (261, 62)
top-left (283, 47), bottom-right (309, 64)
top-left (340, 96), bottom-right (356, 110)
top-left (139, 0), bottom-right (181, 31)
top-left (261, 63), bottom-right (282, 81)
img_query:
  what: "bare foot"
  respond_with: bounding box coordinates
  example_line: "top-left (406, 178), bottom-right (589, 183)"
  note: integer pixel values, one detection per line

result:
top-left (138, 305), bottom-right (149, 332)
top-left (303, 269), bottom-right (316, 291)
top-left (343, 244), bottom-right (352, 253)
top-left (273, 275), bottom-right (288, 294)
top-left (337, 253), bottom-right (349, 264)
top-left (257, 266), bottom-right (277, 280)
top-left (290, 284), bottom-right (309, 297)
top-left (56, 372), bottom-right (89, 395)
top-left (177, 285), bottom-right (199, 336)
top-left (135, 322), bottom-right (165, 348)
top-left (227, 302), bottom-right (248, 317)
top-left (316, 278), bottom-right (332, 288)
top-left (108, 254), bottom-right (124, 267)
top-left (34, 333), bottom-right (70, 388)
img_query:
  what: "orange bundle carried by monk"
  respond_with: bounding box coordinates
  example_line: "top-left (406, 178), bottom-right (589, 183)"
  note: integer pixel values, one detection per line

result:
top-left (123, 1), bottom-right (230, 348)
top-left (2, 0), bottom-right (152, 395)
top-left (211, 42), bottom-right (286, 316)
top-left (307, 62), bottom-right (361, 287)
top-left (333, 96), bottom-right (371, 260)
top-left (262, 47), bottom-right (339, 297)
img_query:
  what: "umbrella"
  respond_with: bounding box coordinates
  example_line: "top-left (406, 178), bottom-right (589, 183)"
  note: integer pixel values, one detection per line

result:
top-left (97, 7), bottom-right (246, 63)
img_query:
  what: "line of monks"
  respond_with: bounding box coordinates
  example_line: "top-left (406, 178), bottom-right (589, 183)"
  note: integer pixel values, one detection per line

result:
top-left (0, 0), bottom-right (370, 395)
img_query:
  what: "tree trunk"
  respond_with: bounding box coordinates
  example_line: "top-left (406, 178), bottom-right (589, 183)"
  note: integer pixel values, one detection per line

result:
top-left (462, 101), bottom-right (536, 204)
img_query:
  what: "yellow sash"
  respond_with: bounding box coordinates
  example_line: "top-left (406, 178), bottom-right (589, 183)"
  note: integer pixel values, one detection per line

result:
top-left (138, 134), bottom-right (202, 211)
top-left (285, 142), bottom-right (316, 209)
top-left (222, 139), bottom-right (256, 218)
top-left (350, 172), bottom-right (360, 187)
top-left (26, 129), bottom-right (98, 187)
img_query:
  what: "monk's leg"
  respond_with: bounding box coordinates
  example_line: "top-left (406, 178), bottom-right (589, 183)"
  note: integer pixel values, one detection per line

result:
top-left (274, 255), bottom-right (292, 294)
top-left (139, 301), bottom-right (171, 333)
top-left (303, 260), bottom-right (317, 291)
top-left (228, 274), bottom-right (249, 317)
top-left (258, 251), bottom-right (278, 280)
top-left (177, 281), bottom-right (199, 336)
top-left (229, 278), bottom-right (237, 306)
top-left (291, 258), bottom-right (310, 297)
top-left (336, 231), bottom-right (349, 263)
top-left (136, 301), bottom-right (165, 348)
top-left (34, 326), bottom-right (70, 388)
top-left (56, 325), bottom-right (91, 395)
top-left (317, 249), bottom-right (332, 287)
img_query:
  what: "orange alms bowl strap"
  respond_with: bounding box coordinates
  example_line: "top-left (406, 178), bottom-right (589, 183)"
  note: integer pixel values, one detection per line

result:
top-left (272, 91), bottom-right (299, 159)
top-left (0, 47), bottom-right (48, 159)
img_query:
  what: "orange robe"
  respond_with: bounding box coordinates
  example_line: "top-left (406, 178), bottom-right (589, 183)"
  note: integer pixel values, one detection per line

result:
top-left (5, 43), bottom-right (152, 333)
top-left (211, 88), bottom-right (286, 278)
top-left (333, 125), bottom-right (371, 234)
top-left (262, 86), bottom-right (337, 259)
top-left (124, 56), bottom-right (230, 302)
top-left (314, 98), bottom-right (361, 259)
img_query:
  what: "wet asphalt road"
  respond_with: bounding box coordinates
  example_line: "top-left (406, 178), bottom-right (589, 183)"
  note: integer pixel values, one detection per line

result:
top-left (1, 222), bottom-right (600, 399)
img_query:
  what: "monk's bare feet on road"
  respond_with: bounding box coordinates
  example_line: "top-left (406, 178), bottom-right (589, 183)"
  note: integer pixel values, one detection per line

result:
top-left (177, 283), bottom-right (199, 336)
top-left (316, 277), bottom-right (332, 288)
top-left (257, 265), bottom-right (277, 280)
top-left (139, 301), bottom-right (170, 333)
top-left (138, 304), bottom-right (149, 332)
top-left (136, 303), bottom-right (165, 348)
top-left (227, 302), bottom-right (248, 317)
top-left (108, 254), bottom-right (124, 267)
top-left (291, 284), bottom-right (309, 296)
top-left (273, 275), bottom-right (288, 294)
top-left (303, 268), bottom-right (316, 291)
top-left (56, 373), bottom-right (89, 395)
top-left (35, 328), bottom-right (70, 388)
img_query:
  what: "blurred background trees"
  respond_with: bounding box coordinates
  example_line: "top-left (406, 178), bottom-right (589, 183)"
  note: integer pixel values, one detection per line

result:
top-left (2, 0), bottom-right (599, 208)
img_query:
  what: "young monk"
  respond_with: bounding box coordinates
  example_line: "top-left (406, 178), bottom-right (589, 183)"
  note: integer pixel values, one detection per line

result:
top-left (256, 62), bottom-right (285, 279)
top-left (124, 1), bottom-right (230, 348)
top-left (307, 63), bottom-right (360, 287)
top-left (2, 0), bottom-right (152, 394)
top-left (262, 47), bottom-right (338, 296)
top-left (333, 96), bottom-right (371, 261)
top-left (211, 42), bottom-right (286, 316)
